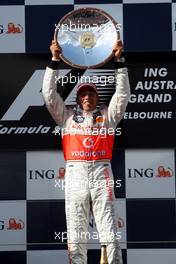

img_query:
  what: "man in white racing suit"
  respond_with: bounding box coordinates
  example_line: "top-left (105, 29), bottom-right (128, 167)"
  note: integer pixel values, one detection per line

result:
top-left (42, 40), bottom-right (130, 264)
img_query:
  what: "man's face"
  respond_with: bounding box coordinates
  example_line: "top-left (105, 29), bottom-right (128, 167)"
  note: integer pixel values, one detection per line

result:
top-left (77, 88), bottom-right (99, 111)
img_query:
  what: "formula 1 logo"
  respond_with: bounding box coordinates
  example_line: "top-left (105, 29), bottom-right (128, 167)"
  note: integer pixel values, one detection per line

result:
top-left (1, 70), bottom-right (71, 121)
top-left (83, 137), bottom-right (94, 148)
top-left (1, 70), bottom-right (45, 121)
top-left (1, 69), bottom-right (112, 121)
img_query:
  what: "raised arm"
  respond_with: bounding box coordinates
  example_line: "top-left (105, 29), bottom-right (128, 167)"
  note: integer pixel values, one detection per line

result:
top-left (108, 41), bottom-right (131, 127)
top-left (42, 40), bottom-right (71, 126)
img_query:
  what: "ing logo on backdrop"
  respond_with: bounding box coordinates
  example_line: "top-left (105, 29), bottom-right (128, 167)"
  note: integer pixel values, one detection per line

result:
top-left (0, 218), bottom-right (25, 231)
top-left (0, 22), bottom-right (23, 34)
top-left (128, 166), bottom-right (173, 178)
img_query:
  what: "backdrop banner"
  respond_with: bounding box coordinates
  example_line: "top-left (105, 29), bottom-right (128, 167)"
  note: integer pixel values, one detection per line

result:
top-left (0, 54), bottom-right (175, 149)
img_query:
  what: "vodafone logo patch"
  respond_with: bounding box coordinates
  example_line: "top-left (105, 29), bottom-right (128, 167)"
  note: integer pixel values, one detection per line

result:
top-left (83, 137), bottom-right (94, 148)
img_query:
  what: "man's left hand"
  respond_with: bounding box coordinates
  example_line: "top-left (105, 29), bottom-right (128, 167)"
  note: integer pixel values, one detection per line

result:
top-left (113, 40), bottom-right (123, 62)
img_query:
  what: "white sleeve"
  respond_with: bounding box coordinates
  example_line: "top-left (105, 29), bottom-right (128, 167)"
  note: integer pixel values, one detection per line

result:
top-left (42, 67), bottom-right (72, 126)
top-left (108, 67), bottom-right (130, 128)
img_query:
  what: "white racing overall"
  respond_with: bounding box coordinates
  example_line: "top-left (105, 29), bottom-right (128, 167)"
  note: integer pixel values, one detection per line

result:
top-left (42, 67), bottom-right (130, 264)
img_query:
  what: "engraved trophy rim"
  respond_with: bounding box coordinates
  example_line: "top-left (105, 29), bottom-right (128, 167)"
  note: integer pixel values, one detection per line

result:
top-left (54, 7), bottom-right (120, 69)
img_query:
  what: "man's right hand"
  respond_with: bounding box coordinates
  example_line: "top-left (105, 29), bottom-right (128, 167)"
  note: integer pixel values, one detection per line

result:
top-left (50, 40), bottom-right (62, 61)
top-left (113, 40), bottom-right (123, 62)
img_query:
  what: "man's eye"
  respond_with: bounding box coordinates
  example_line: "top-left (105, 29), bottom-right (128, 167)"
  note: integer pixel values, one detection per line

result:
top-left (80, 92), bottom-right (94, 97)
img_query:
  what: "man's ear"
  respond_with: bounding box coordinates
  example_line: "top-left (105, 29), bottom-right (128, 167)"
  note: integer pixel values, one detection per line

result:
top-left (76, 96), bottom-right (83, 109)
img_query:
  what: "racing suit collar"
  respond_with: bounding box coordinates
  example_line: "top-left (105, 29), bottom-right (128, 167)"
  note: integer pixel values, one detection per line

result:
top-left (77, 106), bottom-right (99, 115)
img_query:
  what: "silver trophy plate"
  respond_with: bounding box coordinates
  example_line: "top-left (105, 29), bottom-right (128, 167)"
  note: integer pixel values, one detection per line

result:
top-left (54, 7), bottom-right (120, 69)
